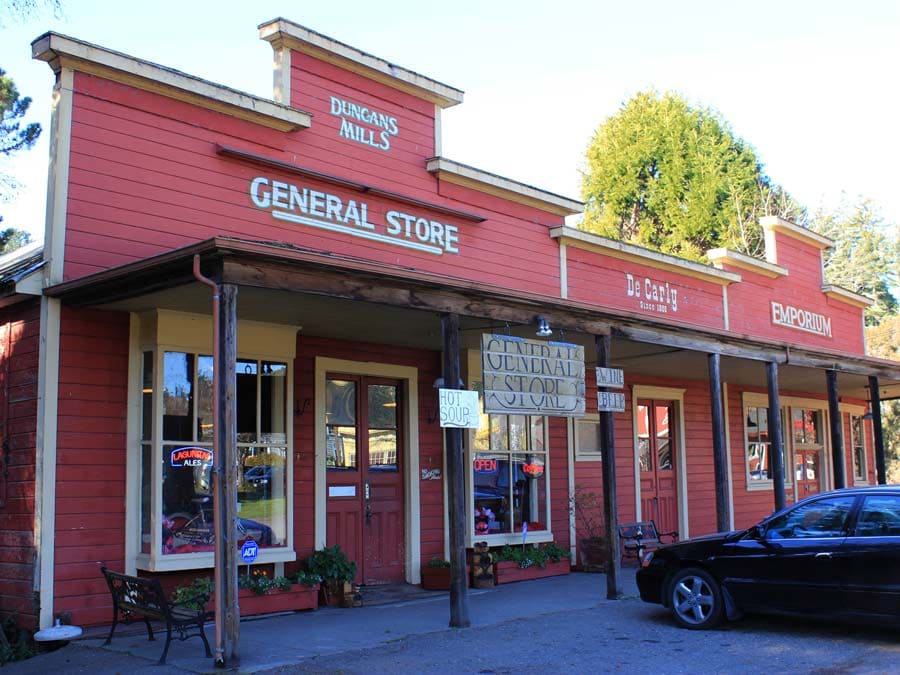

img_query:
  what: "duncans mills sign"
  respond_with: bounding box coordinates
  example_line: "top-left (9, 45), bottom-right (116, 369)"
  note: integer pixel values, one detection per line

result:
top-left (481, 334), bottom-right (585, 417)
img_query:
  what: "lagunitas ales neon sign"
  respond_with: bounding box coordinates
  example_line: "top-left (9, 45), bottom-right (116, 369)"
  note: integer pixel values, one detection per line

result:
top-left (170, 447), bottom-right (213, 467)
top-left (250, 177), bottom-right (459, 256)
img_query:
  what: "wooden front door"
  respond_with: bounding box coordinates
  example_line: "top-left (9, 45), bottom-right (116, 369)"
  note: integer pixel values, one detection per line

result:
top-left (637, 400), bottom-right (678, 535)
top-left (325, 375), bottom-right (405, 585)
top-left (794, 449), bottom-right (822, 497)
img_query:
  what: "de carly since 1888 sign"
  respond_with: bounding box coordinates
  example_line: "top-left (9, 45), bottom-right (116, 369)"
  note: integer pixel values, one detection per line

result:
top-left (481, 334), bottom-right (585, 417)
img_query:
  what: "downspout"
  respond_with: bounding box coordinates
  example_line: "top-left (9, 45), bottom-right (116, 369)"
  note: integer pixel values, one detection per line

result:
top-left (192, 255), bottom-right (225, 666)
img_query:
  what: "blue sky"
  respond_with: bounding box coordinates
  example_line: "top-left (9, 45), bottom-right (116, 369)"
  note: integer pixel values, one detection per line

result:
top-left (1, 0), bottom-right (898, 241)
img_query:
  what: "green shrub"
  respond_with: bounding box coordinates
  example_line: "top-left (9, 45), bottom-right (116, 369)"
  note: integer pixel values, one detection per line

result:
top-left (494, 543), bottom-right (571, 569)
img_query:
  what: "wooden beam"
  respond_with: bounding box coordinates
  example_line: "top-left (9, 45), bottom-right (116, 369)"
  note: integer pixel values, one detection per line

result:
top-left (707, 353), bottom-right (730, 532)
top-left (870, 376), bottom-right (887, 485)
top-left (219, 283), bottom-right (240, 666)
top-left (766, 362), bottom-right (787, 512)
top-left (613, 324), bottom-right (786, 364)
top-left (441, 313), bottom-right (470, 628)
top-left (826, 370), bottom-right (845, 489)
top-left (596, 334), bottom-right (622, 600)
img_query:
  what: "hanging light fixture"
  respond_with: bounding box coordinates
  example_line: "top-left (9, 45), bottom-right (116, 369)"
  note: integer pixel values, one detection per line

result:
top-left (863, 401), bottom-right (874, 421)
top-left (534, 315), bottom-right (552, 337)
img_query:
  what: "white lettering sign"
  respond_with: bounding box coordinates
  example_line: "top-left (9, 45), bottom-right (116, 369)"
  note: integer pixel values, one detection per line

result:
top-left (771, 302), bottom-right (832, 337)
top-left (597, 391), bottom-right (626, 413)
top-left (595, 367), bottom-right (624, 389)
top-left (625, 272), bottom-right (679, 314)
top-left (249, 177), bottom-right (459, 256)
top-left (439, 389), bottom-right (480, 428)
top-left (330, 96), bottom-right (399, 152)
top-left (481, 334), bottom-right (586, 417)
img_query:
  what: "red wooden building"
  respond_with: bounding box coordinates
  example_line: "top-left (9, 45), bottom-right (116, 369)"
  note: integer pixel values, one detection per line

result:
top-left (1, 19), bottom-right (898, 634)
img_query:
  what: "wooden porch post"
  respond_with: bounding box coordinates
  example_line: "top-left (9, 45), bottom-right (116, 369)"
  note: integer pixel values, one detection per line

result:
top-left (218, 283), bottom-right (240, 665)
top-left (869, 376), bottom-right (886, 485)
top-left (441, 313), bottom-right (470, 627)
top-left (766, 362), bottom-right (787, 512)
top-left (596, 334), bottom-right (622, 600)
top-left (707, 353), bottom-right (730, 532)
top-left (826, 370), bottom-right (845, 489)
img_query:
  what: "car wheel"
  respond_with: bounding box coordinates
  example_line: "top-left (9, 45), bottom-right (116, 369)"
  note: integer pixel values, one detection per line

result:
top-left (668, 567), bottom-right (723, 630)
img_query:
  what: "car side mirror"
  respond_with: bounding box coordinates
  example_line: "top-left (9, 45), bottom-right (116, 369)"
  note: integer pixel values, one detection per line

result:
top-left (752, 524), bottom-right (766, 540)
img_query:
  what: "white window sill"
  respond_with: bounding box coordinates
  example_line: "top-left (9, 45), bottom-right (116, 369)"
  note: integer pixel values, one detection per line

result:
top-left (745, 480), bottom-right (793, 492)
top-left (467, 530), bottom-right (554, 548)
top-left (135, 547), bottom-right (296, 572)
top-left (575, 453), bottom-right (602, 463)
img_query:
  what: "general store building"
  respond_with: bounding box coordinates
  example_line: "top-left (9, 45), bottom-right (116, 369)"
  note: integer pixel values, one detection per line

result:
top-left (1, 19), bottom-right (899, 631)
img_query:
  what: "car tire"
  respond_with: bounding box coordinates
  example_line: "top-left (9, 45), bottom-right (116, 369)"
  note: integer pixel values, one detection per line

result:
top-left (667, 567), bottom-right (724, 630)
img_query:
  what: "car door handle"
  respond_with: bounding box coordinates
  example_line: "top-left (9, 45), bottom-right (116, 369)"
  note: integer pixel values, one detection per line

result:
top-left (814, 552), bottom-right (832, 559)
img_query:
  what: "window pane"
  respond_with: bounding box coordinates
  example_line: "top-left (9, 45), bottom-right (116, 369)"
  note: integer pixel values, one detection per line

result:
top-left (197, 355), bottom-right (214, 443)
top-left (855, 496), bottom-right (900, 537)
top-left (489, 415), bottom-right (508, 453)
top-left (792, 408), bottom-right (822, 445)
top-left (327, 425), bottom-right (357, 469)
top-left (851, 416), bottom-right (865, 480)
top-left (141, 351), bottom-right (153, 442)
top-left (513, 454), bottom-right (546, 532)
top-left (163, 352), bottom-right (194, 441)
top-left (765, 496), bottom-right (855, 539)
top-left (260, 361), bottom-right (287, 441)
top-left (637, 404), bottom-right (651, 472)
top-left (658, 439), bottom-right (672, 471)
top-left (368, 384), bottom-right (397, 429)
top-left (473, 453), bottom-right (511, 534)
top-left (576, 419), bottom-right (600, 455)
top-left (639, 438), bottom-right (651, 473)
top-left (237, 360), bottom-right (258, 442)
top-left (530, 416), bottom-right (545, 453)
top-left (162, 443), bottom-right (214, 555)
top-left (239, 447), bottom-right (286, 548)
top-left (748, 442), bottom-right (769, 480)
top-left (140, 443), bottom-right (151, 554)
top-left (655, 405), bottom-right (670, 438)
top-left (369, 429), bottom-right (398, 471)
top-left (326, 379), bottom-right (356, 426)
top-left (509, 416), bottom-right (527, 453)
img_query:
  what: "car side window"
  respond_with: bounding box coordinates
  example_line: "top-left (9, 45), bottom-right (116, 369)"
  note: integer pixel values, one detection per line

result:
top-left (854, 496), bottom-right (900, 537)
top-left (765, 496), bottom-right (855, 540)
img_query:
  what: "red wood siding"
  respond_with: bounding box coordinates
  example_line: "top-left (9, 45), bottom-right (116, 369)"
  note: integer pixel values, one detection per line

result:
top-left (63, 71), bottom-right (564, 297)
top-left (721, 231), bottom-right (865, 354)
top-left (566, 246), bottom-right (726, 331)
top-left (0, 300), bottom-right (41, 628)
top-left (53, 307), bottom-right (129, 627)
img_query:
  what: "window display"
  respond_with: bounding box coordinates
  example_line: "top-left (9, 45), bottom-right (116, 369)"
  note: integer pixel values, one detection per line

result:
top-left (743, 401), bottom-right (790, 486)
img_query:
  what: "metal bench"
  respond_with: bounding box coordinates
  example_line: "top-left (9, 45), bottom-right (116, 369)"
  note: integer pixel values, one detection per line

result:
top-left (617, 521), bottom-right (678, 562)
top-left (100, 567), bottom-right (213, 665)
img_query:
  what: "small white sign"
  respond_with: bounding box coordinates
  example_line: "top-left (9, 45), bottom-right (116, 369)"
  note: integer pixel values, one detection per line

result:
top-left (597, 391), bottom-right (626, 413)
top-left (439, 388), bottom-right (480, 428)
top-left (595, 367), bottom-right (625, 389)
top-left (328, 485), bottom-right (357, 498)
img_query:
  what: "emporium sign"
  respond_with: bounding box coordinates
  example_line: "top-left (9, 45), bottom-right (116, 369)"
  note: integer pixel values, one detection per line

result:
top-left (249, 177), bottom-right (460, 256)
top-left (771, 301), bottom-right (832, 338)
top-left (481, 334), bottom-right (585, 417)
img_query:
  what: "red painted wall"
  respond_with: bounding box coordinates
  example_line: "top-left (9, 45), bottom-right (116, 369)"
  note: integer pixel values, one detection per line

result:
top-left (0, 300), bottom-right (41, 629)
top-left (53, 307), bottom-right (129, 627)
top-left (566, 246), bottom-right (726, 331)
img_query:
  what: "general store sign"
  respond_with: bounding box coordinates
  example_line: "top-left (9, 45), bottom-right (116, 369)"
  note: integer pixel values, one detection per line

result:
top-left (481, 334), bottom-right (585, 417)
top-left (771, 302), bottom-right (832, 337)
top-left (250, 177), bottom-right (459, 256)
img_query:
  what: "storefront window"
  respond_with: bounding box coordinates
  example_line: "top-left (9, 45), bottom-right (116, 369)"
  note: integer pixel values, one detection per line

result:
top-left (850, 414), bottom-right (866, 482)
top-left (159, 351), bottom-right (288, 555)
top-left (792, 408), bottom-right (823, 445)
top-left (744, 403), bottom-right (789, 485)
top-left (472, 413), bottom-right (548, 536)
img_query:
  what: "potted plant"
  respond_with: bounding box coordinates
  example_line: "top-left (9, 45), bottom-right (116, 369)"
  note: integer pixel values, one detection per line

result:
top-left (570, 485), bottom-right (608, 572)
top-left (493, 543), bottom-right (571, 584)
top-left (305, 545), bottom-right (357, 607)
top-left (175, 570), bottom-right (320, 618)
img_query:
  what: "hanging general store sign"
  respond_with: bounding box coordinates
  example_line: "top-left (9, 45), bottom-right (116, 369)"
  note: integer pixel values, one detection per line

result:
top-left (771, 301), bottom-right (832, 337)
top-left (481, 334), bottom-right (585, 417)
top-left (249, 177), bottom-right (460, 256)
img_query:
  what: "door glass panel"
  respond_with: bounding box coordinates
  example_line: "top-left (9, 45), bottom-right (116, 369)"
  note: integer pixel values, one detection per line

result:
top-left (765, 496), bottom-right (855, 539)
top-left (792, 408), bottom-right (822, 444)
top-left (658, 439), bottom-right (672, 471)
top-left (637, 404), bottom-right (651, 472)
top-left (326, 380), bottom-right (357, 426)
top-left (655, 405), bottom-right (670, 438)
top-left (805, 453), bottom-right (818, 480)
top-left (368, 429), bottom-right (398, 471)
top-left (513, 454), bottom-right (546, 532)
top-left (327, 379), bottom-right (358, 470)
top-left (367, 384), bottom-right (397, 428)
top-left (327, 426), bottom-right (357, 469)
top-left (855, 496), bottom-right (900, 537)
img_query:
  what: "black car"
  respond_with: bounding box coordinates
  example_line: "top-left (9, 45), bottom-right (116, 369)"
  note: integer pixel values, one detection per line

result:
top-left (636, 486), bottom-right (900, 629)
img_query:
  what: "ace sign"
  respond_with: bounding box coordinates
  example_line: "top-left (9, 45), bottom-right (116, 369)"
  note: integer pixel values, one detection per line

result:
top-left (439, 388), bottom-right (480, 428)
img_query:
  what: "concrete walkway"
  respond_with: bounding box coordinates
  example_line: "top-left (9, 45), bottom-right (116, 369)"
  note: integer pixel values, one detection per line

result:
top-left (5, 572), bottom-right (639, 674)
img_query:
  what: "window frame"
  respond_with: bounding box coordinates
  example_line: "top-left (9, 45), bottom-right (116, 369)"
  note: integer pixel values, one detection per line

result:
top-left (848, 412), bottom-right (868, 486)
top-left (573, 415), bottom-right (601, 462)
top-left (742, 392), bottom-right (793, 491)
top-left (130, 313), bottom-right (297, 573)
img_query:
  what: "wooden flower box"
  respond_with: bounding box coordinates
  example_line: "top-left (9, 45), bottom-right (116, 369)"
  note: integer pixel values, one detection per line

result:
top-left (493, 559), bottom-right (570, 585)
top-left (212, 585), bottom-right (319, 616)
top-left (420, 566), bottom-right (471, 591)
